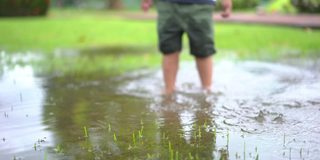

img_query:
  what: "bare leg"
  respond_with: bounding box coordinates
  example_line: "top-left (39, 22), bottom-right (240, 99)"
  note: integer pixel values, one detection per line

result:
top-left (196, 56), bottom-right (213, 91)
top-left (162, 52), bottom-right (180, 95)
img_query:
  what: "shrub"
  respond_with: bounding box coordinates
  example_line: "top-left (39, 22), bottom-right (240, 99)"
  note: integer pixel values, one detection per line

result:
top-left (291, 0), bottom-right (320, 13)
top-left (0, 0), bottom-right (50, 17)
top-left (215, 0), bottom-right (260, 10)
top-left (267, 0), bottom-right (297, 14)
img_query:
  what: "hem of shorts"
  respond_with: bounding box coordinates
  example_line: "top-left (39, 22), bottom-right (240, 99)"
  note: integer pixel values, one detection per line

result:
top-left (191, 51), bottom-right (216, 58)
top-left (160, 49), bottom-right (182, 55)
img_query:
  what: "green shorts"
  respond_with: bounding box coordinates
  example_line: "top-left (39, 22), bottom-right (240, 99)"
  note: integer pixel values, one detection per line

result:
top-left (156, 1), bottom-right (216, 58)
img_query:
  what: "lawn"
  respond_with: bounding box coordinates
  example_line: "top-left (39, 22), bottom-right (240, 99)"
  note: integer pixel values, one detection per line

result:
top-left (1, 9), bottom-right (320, 75)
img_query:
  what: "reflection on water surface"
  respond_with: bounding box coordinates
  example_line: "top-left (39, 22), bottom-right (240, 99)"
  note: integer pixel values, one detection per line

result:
top-left (0, 52), bottom-right (320, 160)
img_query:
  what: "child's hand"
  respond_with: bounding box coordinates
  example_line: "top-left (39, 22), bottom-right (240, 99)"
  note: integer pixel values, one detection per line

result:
top-left (141, 0), bottom-right (153, 12)
top-left (221, 0), bottom-right (232, 18)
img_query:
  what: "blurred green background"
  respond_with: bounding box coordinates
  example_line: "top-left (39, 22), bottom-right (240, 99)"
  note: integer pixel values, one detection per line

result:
top-left (0, 0), bottom-right (320, 76)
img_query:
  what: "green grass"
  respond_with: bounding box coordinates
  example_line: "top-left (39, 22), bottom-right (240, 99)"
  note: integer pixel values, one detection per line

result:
top-left (0, 12), bottom-right (157, 52)
top-left (215, 23), bottom-right (320, 59)
top-left (1, 9), bottom-right (319, 55)
top-left (1, 9), bottom-right (320, 75)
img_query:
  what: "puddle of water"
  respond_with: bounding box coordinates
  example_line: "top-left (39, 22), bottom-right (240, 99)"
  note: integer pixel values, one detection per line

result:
top-left (0, 65), bottom-right (53, 159)
top-left (116, 60), bottom-right (320, 160)
top-left (1, 51), bottom-right (320, 160)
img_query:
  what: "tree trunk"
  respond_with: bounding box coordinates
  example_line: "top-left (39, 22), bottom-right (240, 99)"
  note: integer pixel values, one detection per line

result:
top-left (108, 0), bottom-right (123, 9)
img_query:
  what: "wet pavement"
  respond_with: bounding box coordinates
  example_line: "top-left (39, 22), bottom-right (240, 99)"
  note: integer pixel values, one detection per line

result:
top-left (1, 51), bottom-right (320, 159)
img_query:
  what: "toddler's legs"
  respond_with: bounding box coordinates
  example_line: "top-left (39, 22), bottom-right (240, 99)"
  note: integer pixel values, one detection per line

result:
top-left (162, 52), bottom-right (180, 95)
top-left (196, 56), bottom-right (213, 91)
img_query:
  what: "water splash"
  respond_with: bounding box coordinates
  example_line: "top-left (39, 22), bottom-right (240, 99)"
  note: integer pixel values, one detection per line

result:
top-left (119, 60), bottom-right (320, 159)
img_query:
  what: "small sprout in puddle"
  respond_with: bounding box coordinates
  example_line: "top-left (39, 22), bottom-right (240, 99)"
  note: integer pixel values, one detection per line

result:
top-left (188, 152), bottom-right (193, 159)
top-left (283, 133), bottom-right (286, 147)
top-left (54, 144), bottom-right (63, 153)
top-left (4, 112), bottom-right (9, 118)
top-left (83, 126), bottom-right (89, 138)
top-left (132, 132), bottom-right (136, 146)
top-left (227, 130), bottom-right (230, 148)
top-left (168, 141), bottom-right (175, 160)
top-left (139, 128), bottom-right (143, 139)
top-left (170, 148), bottom-right (174, 160)
top-left (19, 92), bottom-right (23, 102)
top-left (34, 143), bottom-right (37, 151)
top-left (108, 123), bottom-right (111, 133)
top-left (243, 141), bottom-right (246, 160)
top-left (235, 152), bottom-right (241, 159)
top-left (289, 148), bottom-right (292, 159)
top-left (44, 150), bottom-right (47, 160)
top-left (113, 133), bottom-right (117, 142)
top-left (255, 153), bottom-right (259, 160)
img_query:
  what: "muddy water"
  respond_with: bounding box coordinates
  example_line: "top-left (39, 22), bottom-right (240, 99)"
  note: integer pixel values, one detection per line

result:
top-left (1, 53), bottom-right (320, 160)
